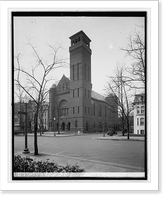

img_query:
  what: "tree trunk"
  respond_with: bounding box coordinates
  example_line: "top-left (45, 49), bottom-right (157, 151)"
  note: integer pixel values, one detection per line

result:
top-left (34, 113), bottom-right (38, 155)
top-left (127, 119), bottom-right (130, 140)
top-left (39, 125), bottom-right (42, 136)
top-left (122, 115), bottom-right (125, 136)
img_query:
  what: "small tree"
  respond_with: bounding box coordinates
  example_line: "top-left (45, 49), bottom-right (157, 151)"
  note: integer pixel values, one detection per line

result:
top-left (14, 41), bottom-right (66, 155)
top-left (106, 66), bottom-right (134, 139)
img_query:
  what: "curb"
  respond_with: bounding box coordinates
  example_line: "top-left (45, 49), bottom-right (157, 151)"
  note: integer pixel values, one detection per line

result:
top-left (93, 137), bottom-right (144, 141)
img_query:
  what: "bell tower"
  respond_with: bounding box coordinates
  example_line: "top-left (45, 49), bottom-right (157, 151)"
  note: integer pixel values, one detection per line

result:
top-left (69, 30), bottom-right (92, 132)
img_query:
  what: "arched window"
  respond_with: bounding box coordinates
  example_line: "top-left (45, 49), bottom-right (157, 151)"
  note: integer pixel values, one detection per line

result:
top-left (59, 100), bottom-right (68, 117)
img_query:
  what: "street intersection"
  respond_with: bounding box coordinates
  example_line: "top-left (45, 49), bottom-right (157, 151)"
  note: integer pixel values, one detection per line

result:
top-left (14, 133), bottom-right (145, 173)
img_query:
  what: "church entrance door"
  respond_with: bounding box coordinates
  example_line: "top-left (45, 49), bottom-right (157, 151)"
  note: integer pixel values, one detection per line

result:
top-left (62, 122), bottom-right (65, 131)
top-left (67, 122), bottom-right (70, 131)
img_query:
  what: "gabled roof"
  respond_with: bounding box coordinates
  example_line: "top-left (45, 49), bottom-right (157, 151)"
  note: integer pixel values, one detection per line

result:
top-left (50, 75), bottom-right (70, 89)
top-left (57, 74), bottom-right (69, 86)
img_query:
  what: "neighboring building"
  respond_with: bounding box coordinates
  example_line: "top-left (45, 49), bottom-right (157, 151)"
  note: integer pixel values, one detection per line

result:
top-left (14, 101), bottom-right (25, 133)
top-left (133, 93), bottom-right (145, 134)
top-left (14, 100), bottom-right (49, 133)
top-left (38, 102), bottom-right (49, 131)
top-left (48, 30), bottom-right (118, 133)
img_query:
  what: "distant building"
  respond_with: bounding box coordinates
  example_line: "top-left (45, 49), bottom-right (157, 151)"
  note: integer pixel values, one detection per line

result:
top-left (14, 101), bottom-right (25, 133)
top-left (14, 100), bottom-right (49, 133)
top-left (48, 30), bottom-right (118, 133)
top-left (133, 93), bottom-right (145, 134)
top-left (38, 102), bottom-right (49, 131)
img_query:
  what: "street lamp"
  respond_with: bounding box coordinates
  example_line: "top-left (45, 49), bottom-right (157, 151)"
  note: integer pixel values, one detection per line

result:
top-left (103, 122), bottom-right (105, 137)
top-left (53, 117), bottom-right (56, 136)
top-left (23, 95), bottom-right (30, 154)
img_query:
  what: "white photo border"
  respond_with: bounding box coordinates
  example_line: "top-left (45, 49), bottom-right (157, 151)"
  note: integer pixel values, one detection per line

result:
top-left (0, 1), bottom-right (159, 191)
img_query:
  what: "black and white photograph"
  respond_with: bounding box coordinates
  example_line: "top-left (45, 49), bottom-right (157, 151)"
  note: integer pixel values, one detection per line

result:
top-left (0, 0), bottom-right (161, 194)
top-left (12, 11), bottom-right (147, 180)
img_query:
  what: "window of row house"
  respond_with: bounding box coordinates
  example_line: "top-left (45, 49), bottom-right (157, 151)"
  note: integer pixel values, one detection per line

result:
top-left (140, 118), bottom-right (144, 126)
top-left (137, 106), bottom-right (140, 114)
top-left (137, 117), bottom-right (144, 126)
top-left (137, 130), bottom-right (144, 134)
top-left (137, 118), bottom-right (139, 126)
top-left (137, 106), bottom-right (145, 114)
top-left (141, 106), bottom-right (145, 114)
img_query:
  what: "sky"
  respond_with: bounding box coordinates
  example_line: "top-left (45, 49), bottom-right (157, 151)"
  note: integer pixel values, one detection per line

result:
top-left (14, 16), bottom-right (144, 100)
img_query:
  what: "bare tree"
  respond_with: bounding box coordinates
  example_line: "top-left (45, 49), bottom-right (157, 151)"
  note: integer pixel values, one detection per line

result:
top-left (106, 66), bottom-right (134, 139)
top-left (120, 28), bottom-right (145, 90)
top-left (14, 41), bottom-right (66, 155)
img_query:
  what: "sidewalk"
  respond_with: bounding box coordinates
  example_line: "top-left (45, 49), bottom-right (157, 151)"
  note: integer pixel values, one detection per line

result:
top-left (93, 135), bottom-right (145, 141)
top-left (27, 131), bottom-right (81, 137)
top-left (15, 151), bottom-right (144, 173)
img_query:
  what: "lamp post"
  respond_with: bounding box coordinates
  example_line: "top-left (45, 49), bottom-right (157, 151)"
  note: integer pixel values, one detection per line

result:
top-left (103, 122), bottom-right (105, 137)
top-left (53, 117), bottom-right (56, 136)
top-left (23, 96), bottom-right (30, 154)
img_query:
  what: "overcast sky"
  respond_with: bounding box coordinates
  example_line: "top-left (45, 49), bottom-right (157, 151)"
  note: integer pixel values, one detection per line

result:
top-left (14, 16), bottom-right (144, 98)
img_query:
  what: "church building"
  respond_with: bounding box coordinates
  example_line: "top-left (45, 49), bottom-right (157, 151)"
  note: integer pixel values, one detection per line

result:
top-left (48, 30), bottom-right (118, 133)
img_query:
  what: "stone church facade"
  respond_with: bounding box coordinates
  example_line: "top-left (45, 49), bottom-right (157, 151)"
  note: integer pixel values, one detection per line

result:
top-left (48, 31), bottom-right (118, 133)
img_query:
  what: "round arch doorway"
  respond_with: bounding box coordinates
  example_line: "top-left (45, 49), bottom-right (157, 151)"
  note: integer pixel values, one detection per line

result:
top-left (67, 122), bottom-right (71, 131)
top-left (61, 122), bottom-right (65, 131)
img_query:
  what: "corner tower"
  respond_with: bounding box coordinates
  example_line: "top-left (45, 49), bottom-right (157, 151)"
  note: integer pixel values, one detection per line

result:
top-left (69, 30), bottom-right (92, 132)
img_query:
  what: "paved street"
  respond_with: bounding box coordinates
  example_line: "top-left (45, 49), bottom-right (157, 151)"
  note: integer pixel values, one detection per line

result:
top-left (14, 133), bottom-right (145, 173)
